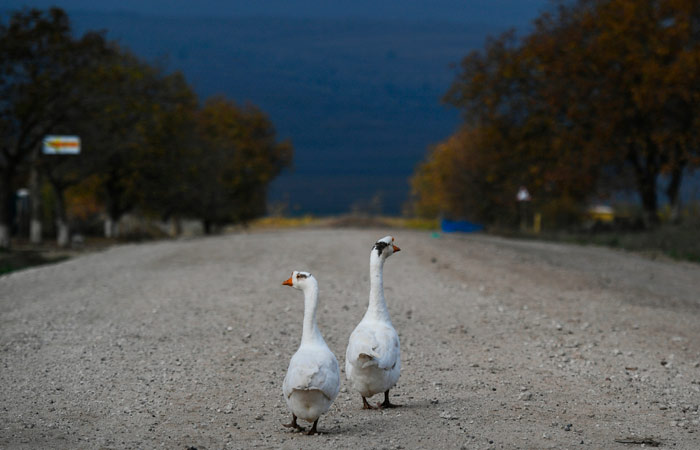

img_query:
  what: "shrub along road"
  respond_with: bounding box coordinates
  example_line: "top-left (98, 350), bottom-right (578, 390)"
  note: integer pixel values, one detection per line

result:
top-left (1, 228), bottom-right (699, 448)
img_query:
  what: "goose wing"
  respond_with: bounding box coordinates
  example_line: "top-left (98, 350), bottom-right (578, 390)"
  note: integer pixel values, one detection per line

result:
top-left (283, 347), bottom-right (340, 400)
top-left (346, 322), bottom-right (399, 370)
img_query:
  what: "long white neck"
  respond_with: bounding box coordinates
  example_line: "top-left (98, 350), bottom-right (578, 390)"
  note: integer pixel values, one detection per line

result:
top-left (364, 251), bottom-right (392, 323)
top-left (301, 279), bottom-right (323, 345)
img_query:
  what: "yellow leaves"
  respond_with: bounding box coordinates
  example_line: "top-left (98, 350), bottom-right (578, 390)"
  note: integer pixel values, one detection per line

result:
top-left (417, 0), bottom-right (700, 226)
top-left (65, 174), bottom-right (103, 221)
top-left (183, 95), bottom-right (292, 223)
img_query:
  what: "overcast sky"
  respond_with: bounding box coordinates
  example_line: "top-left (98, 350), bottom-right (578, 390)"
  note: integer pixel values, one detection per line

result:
top-left (2, 0), bottom-right (552, 215)
top-left (3, 0), bottom-right (549, 26)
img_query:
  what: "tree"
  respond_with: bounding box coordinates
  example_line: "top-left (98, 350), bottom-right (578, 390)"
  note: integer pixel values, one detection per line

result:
top-left (440, 31), bottom-right (594, 226)
top-left (185, 97), bottom-right (293, 233)
top-left (27, 46), bottom-right (202, 243)
top-left (0, 8), bottom-right (111, 248)
top-left (71, 50), bottom-right (193, 238)
top-left (419, 0), bottom-right (700, 228)
top-left (127, 71), bottom-right (199, 230)
top-left (524, 0), bottom-right (700, 226)
top-left (412, 128), bottom-right (496, 221)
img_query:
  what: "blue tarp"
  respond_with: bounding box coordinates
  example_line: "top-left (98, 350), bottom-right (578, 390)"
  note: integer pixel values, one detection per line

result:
top-left (440, 218), bottom-right (484, 233)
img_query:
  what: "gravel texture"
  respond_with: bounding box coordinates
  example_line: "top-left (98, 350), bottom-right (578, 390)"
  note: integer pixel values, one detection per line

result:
top-left (1, 228), bottom-right (699, 449)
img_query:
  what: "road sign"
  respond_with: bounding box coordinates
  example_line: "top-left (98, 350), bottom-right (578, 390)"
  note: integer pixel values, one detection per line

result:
top-left (43, 136), bottom-right (81, 155)
top-left (516, 186), bottom-right (531, 202)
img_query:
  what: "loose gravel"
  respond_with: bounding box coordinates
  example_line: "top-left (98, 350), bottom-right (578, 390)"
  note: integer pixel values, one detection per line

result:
top-left (1, 228), bottom-right (699, 449)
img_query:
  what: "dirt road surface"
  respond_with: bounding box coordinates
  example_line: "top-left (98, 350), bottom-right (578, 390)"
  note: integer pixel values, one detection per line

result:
top-left (1, 228), bottom-right (699, 449)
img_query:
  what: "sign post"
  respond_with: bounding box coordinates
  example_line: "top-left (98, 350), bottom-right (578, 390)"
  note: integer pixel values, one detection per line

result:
top-left (516, 186), bottom-right (531, 231)
top-left (39, 135), bottom-right (81, 247)
top-left (42, 135), bottom-right (81, 155)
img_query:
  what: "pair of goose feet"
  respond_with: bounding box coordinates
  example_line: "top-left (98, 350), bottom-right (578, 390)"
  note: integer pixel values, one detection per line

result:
top-left (283, 391), bottom-right (400, 435)
top-left (362, 390), bottom-right (401, 410)
top-left (282, 414), bottom-right (318, 435)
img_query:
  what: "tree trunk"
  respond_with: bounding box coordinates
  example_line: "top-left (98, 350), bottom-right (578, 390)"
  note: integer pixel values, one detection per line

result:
top-left (638, 174), bottom-right (659, 228)
top-left (170, 216), bottom-right (182, 237)
top-left (0, 170), bottom-right (12, 249)
top-left (0, 222), bottom-right (8, 249)
top-left (53, 185), bottom-right (70, 248)
top-left (203, 219), bottom-right (212, 235)
top-left (667, 168), bottom-right (683, 225)
top-left (629, 144), bottom-right (660, 229)
top-left (30, 164), bottom-right (43, 244)
top-left (103, 180), bottom-right (127, 239)
top-left (666, 152), bottom-right (686, 225)
top-left (112, 216), bottom-right (120, 238)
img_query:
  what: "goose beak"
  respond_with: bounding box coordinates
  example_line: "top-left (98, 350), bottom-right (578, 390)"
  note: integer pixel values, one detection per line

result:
top-left (393, 245), bottom-right (401, 252)
top-left (282, 277), bottom-right (293, 286)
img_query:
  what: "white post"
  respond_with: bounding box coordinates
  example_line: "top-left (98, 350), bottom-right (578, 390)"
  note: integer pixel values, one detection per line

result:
top-left (104, 217), bottom-right (114, 238)
top-left (30, 219), bottom-right (42, 244)
top-left (56, 219), bottom-right (69, 247)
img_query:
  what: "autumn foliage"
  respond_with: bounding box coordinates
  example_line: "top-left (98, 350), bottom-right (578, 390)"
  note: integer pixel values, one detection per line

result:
top-left (0, 8), bottom-right (293, 246)
top-left (412, 0), bottom-right (700, 228)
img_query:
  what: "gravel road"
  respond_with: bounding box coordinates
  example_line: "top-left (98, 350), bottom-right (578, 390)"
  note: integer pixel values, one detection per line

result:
top-left (1, 228), bottom-right (699, 449)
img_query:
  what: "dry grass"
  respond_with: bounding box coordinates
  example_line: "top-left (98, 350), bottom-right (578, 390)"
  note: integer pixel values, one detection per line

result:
top-left (250, 215), bottom-right (440, 231)
top-left (249, 215), bottom-right (320, 229)
top-left (510, 223), bottom-right (700, 264)
top-left (0, 249), bottom-right (69, 276)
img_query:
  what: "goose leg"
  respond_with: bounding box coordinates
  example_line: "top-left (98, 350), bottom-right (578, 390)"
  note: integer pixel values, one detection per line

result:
top-left (362, 396), bottom-right (377, 409)
top-left (305, 419), bottom-right (319, 435)
top-left (377, 390), bottom-right (401, 408)
top-left (282, 414), bottom-right (305, 431)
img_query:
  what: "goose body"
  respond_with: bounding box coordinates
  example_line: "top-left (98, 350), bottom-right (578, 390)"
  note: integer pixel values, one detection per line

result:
top-left (282, 271), bottom-right (340, 434)
top-left (345, 236), bottom-right (401, 409)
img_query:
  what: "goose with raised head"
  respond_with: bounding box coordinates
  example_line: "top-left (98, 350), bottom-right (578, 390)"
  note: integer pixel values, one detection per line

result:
top-left (345, 236), bottom-right (402, 409)
top-left (281, 271), bottom-right (340, 435)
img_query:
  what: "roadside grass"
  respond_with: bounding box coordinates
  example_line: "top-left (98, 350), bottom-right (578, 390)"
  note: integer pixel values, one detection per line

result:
top-left (0, 249), bottom-right (69, 276)
top-left (251, 215), bottom-right (700, 264)
top-left (383, 217), bottom-right (440, 230)
top-left (577, 225), bottom-right (700, 263)
top-left (4, 216), bottom-right (694, 276)
top-left (249, 215), bottom-right (320, 228)
top-left (0, 237), bottom-right (114, 277)
top-left (250, 215), bottom-right (439, 231)
top-left (509, 224), bottom-right (700, 263)
top-left (3, 216), bottom-right (437, 276)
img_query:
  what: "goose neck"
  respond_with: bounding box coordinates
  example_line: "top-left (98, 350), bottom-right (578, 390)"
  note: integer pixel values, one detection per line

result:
top-left (301, 281), bottom-right (322, 345)
top-left (366, 253), bottom-right (390, 321)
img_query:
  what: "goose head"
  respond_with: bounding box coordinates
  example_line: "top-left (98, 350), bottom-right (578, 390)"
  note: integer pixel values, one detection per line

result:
top-left (282, 270), bottom-right (315, 290)
top-left (372, 236), bottom-right (401, 259)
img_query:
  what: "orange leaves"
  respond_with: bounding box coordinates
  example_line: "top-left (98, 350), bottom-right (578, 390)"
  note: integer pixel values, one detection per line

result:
top-left (418, 0), bottom-right (700, 227)
top-left (184, 96), bottom-right (293, 225)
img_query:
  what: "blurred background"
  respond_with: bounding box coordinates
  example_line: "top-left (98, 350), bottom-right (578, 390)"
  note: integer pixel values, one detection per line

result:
top-left (1, 0), bottom-right (699, 265)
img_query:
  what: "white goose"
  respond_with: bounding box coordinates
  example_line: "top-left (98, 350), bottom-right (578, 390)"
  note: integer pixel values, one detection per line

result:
top-left (281, 271), bottom-right (340, 435)
top-left (345, 236), bottom-right (402, 409)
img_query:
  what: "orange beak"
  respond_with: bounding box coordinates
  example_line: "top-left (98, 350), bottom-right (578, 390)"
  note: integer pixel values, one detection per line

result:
top-left (282, 277), bottom-right (293, 286)
top-left (393, 245), bottom-right (401, 252)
